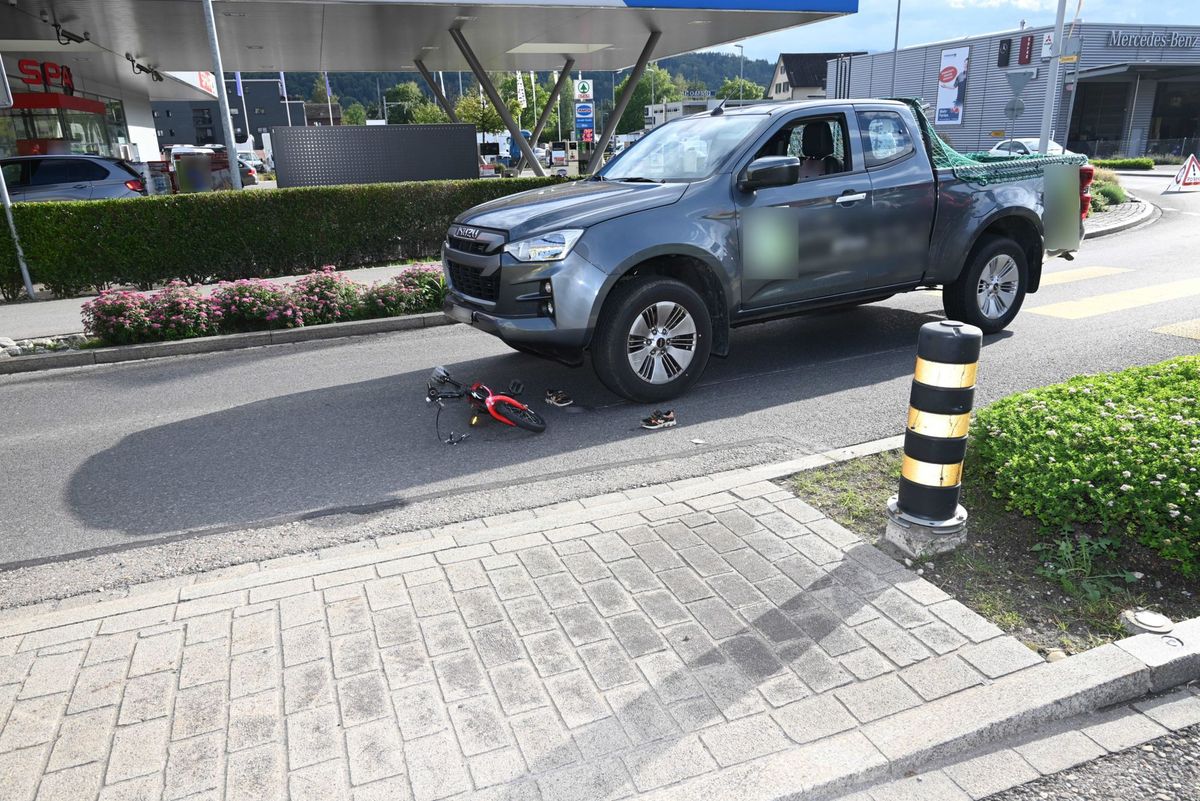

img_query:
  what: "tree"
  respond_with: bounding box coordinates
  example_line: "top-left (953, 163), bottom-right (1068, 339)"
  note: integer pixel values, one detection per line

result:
top-left (343, 102), bottom-right (367, 126)
top-left (614, 65), bottom-right (681, 135)
top-left (384, 81), bottom-right (427, 125)
top-left (411, 101), bottom-right (450, 125)
top-left (715, 77), bottom-right (765, 101)
top-left (454, 92), bottom-right (504, 134)
top-left (310, 77), bottom-right (336, 104)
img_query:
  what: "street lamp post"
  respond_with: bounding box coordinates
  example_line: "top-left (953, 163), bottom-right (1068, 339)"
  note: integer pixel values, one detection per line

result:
top-left (735, 44), bottom-right (744, 102)
top-left (890, 0), bottom-right (902, 97)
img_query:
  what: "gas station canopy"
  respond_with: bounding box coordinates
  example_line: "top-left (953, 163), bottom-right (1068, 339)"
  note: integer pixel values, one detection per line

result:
top-left (1, 0), bottom-right (857, 73)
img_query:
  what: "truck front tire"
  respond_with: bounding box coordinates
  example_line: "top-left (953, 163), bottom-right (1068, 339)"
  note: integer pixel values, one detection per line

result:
top-left (592, 277), bottom-right (713, 403)
top-left (942, 236), bottom-right (1028, 334)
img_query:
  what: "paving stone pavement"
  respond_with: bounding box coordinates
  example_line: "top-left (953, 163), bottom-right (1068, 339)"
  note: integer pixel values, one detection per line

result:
top-left (0, 470), bottom-right (1045, 801)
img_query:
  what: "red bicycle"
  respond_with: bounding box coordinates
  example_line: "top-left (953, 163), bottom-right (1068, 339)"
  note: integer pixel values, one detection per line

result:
top-left (426, 366), bottom-right (546, 439)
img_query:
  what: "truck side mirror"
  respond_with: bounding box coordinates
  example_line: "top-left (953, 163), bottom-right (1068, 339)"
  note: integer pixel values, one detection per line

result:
top-left (738, 156), bottom-right (801, 192)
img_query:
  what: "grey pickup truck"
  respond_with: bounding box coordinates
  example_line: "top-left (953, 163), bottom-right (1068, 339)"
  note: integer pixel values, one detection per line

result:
top-left (443, 99), bottom-right (1087, 402)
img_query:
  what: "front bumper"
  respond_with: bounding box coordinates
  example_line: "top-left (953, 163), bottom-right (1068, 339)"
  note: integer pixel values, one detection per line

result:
top-left (442, 238), bottom-right (606, 355)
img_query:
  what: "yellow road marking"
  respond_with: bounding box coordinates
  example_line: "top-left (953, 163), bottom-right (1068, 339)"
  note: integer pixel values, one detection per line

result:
top-left (1028, 278), bottom-right (1200, 320)
top-left (1039, 266), bottom-right (1130, 286)
top-left (1154, 319), bottom-right (1200, 340)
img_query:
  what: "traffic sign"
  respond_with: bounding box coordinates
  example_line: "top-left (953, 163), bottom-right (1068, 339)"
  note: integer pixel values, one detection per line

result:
top-left (1164, 154), bottom-right (1200, 193)
top-left (574, 79), bottom-right (592, 101)
top-left (574, 101), bottom-right (594, 131)
top-left (1005, 68), bottom-right (1036, 97)
top-left (1003, 98), bottom-right (1025, 120)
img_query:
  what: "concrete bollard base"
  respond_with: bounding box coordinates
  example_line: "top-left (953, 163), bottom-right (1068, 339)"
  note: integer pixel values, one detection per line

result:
top-left (882, 496), bottom-right (968, 560)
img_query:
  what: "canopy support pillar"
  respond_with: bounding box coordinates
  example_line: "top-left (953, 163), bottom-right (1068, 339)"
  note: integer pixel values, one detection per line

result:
top-left (415, 59), bottom-right (459, 122)
top-left (449, 28), bottom-right (546, 177)
top-left (200, 0), bottom-right (242, 189)
top-left (586, 30), bottom-right (660, 175)
top-left (517, 58), bottom-right (575, 172)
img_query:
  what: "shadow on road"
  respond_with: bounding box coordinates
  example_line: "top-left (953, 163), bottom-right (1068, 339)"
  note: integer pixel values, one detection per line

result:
top-left (64, 304), bottom-right (981, 540)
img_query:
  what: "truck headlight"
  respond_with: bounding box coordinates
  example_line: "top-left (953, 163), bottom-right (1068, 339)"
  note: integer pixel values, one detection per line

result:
top-left (503, 229), bottom-right (583, 262)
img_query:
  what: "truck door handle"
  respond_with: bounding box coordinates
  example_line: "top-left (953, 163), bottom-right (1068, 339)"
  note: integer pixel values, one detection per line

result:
top-left (835, 192), bottom-right (867, 205)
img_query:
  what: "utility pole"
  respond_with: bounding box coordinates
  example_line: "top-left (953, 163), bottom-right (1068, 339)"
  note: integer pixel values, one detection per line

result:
top-left (890, 0), bottom-right (902, 96)
top-left (1038, 0), bottom-right (1068, 154)
top-left (736, 45), bottom-right (744, 102)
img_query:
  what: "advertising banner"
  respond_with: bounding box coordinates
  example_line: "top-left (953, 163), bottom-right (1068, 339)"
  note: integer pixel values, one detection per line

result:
top-left (935, 47), bottom-right (970, 126)
top-left (574, 79), bottom-right (592, 101)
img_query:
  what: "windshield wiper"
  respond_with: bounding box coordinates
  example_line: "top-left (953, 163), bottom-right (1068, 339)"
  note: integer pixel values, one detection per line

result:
top-left (615, 176), bottom-right (662, 183)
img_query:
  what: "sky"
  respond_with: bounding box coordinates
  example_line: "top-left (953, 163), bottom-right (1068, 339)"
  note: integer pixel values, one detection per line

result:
top-left (720, 0), bottom-right (1200, 62)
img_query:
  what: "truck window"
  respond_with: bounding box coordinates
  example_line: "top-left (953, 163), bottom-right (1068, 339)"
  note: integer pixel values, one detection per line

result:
top-left (857, 111), bottom-right (915, 168)
top-left (599, 115), bottom-right (763, 183)
top-left (754, 116), bottom-right (848, 180)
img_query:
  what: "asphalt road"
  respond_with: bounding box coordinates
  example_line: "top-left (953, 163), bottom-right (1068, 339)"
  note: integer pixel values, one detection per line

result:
top-left (1, 172), bottom-right (1196, 568)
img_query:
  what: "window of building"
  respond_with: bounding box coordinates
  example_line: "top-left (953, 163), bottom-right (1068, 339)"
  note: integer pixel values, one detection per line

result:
top-left (165, 109), bottom-right (172, 118)
top-left (857, 110), bottom-right (914, 168)
top-left (230, 107), bottom-right (240, 116)
top-left (152, 110), bottom-right (160, 118)
top-left (193, 108), bottom-right (212, 126)
top-left (254, 107), bottom-right (266, 115)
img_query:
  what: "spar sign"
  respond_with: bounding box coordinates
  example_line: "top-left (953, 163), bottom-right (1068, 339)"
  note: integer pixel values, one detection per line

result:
top-left (1164, 154), bottom-right (1200, 193)
top-left (935, 47), bottom-right (969, 126)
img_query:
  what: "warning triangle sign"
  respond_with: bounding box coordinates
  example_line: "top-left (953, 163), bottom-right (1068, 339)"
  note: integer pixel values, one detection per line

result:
top-left (1164, 154), bottom-right (1200, 193)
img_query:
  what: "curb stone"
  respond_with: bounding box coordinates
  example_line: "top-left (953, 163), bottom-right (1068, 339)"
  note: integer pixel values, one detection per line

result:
top-left (1082, 195), bottom-right (1158, 239)
top-left (0, 311), bottom-right (456, 375)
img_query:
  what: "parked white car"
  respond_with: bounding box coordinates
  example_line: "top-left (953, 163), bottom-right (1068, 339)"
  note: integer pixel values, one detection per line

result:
top-left (988, 138), bottom-right (1071, 156)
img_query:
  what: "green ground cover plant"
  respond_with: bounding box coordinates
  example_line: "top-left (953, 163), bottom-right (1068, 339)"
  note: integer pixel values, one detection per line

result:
top-left (1090, 157), bottom-right (1154, 170)
top-left (973, 356), bottom-right (1200, 574)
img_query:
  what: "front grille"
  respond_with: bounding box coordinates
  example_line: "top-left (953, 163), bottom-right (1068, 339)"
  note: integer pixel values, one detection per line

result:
top-left (448, 235), bottom-right (492, 255)
top-left (447, 261), bottom-right (500, 302)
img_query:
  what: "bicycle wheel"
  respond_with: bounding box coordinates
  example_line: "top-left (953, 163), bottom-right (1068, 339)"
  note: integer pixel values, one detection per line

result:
top-left (491, 400), bottom-right (547, 433)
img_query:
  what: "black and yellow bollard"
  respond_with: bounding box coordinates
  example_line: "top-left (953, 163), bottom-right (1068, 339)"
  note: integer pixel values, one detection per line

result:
top-left (884, 320), bottom-right (981, 559)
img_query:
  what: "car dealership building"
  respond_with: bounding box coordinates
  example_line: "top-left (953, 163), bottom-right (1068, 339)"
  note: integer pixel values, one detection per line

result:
top-left (829, 23), bottom-right (1200, 158)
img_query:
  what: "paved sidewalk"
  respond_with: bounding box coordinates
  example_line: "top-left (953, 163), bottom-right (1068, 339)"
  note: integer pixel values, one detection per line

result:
top-left (0, 462), bottom-right (1064, 801)
top-left (0, 263), bottom-right (432, 341)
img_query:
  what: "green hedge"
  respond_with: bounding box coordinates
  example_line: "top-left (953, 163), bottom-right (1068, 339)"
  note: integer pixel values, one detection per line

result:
top-left (0, 177), bottom-right (565, 300)
top-left (973, 356), bottom-right (1200, 574)
top-left (1089, 157), bottom-right (1155, 170)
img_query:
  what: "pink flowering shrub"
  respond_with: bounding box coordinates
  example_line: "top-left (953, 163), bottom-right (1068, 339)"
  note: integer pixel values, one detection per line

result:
top-left (81, 290), bottom-right (153, 345)
top-left (147, 281), bottom-right (219, 340)
top-left (361, 265), bottom-right (445, 318)
top-left (211, 278), bottom-right (303, 332)
top-left (292, 267), bottom-right (362, 326)
top-left (79, 267), bottom-right (445, 346)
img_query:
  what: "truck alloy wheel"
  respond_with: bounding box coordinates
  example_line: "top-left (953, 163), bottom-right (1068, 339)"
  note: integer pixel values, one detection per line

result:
top-left (975, 254), bottom-right (1020, 320)
top-left (592, 277), bottom-right (712, 402)
top-left (942, 235), bottom-right (1028, 334)
top-left (627, 302), bottom-right (698, 385)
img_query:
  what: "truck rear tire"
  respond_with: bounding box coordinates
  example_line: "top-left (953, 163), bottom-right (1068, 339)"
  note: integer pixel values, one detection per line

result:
top-left (592, 277), bottom-right (713, 403)
top-left (942, 235), bottom-right (1028, 334)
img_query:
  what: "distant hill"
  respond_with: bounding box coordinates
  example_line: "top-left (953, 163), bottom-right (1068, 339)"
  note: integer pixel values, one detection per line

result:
top-left (243, 50), bottom-right (777, 113)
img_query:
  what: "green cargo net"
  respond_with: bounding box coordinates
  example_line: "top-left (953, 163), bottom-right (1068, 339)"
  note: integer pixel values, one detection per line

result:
top-left (893, 98), bottom-right (1087, 186)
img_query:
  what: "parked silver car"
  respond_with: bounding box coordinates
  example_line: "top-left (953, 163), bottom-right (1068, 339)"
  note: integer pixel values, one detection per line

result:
top-left (0, 155), bottom-right (147, 202)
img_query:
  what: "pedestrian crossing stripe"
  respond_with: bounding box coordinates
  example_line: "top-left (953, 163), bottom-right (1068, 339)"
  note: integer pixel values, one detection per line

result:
top-left (1028, 277), bottom-right (1200, 320)
top-left (1038, 266), bottom-right (1130, 287)
top-left (1154, 319), bottom-right (1200, 341)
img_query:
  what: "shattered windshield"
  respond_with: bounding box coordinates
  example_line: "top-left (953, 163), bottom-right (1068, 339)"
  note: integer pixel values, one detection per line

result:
top-left (599, 114), bottom-right (764, 183)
